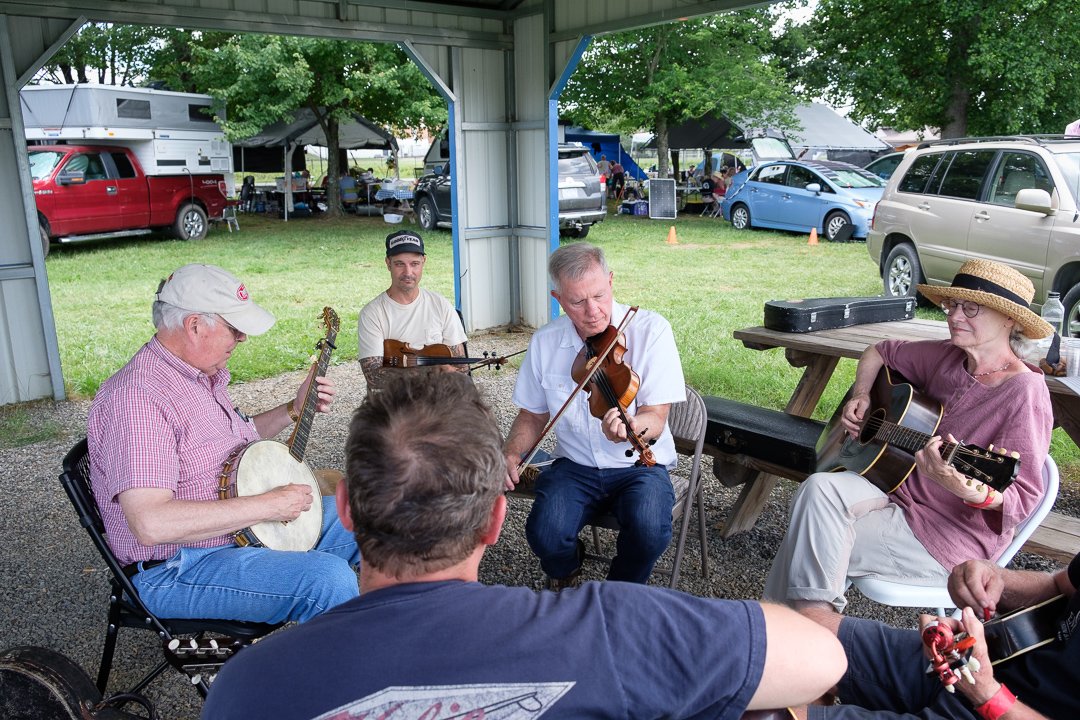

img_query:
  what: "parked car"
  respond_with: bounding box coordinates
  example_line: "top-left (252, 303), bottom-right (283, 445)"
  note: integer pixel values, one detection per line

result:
top-left (720, 159), bottom-right (886, 241)
top-left (30, 144), bottom-right (229, 255)
top-left (863, 151), bottom-right (906, 181)
top-left (867, 136), bottom-right (1080, 331)
top-left (413, 143), bottom-right (606, 238)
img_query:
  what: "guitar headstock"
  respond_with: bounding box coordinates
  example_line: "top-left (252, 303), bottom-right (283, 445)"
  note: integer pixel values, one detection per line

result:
top-left (321, 306), bottom-right (340, 335)
top-left (953, 444), bottom-right (1020, 492)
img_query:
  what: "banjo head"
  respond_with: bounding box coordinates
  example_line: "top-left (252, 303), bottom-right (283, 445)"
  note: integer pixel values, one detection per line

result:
top-left (232, 440), bottom-right (323, 551)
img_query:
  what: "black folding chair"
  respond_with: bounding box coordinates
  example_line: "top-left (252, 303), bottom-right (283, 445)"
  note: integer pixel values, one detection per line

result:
top-left (59, 439), bottom-right (281, 698)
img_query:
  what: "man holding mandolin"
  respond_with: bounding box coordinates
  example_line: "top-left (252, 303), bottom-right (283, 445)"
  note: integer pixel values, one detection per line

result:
top-left (765, 259), bottom-right (1053, 614)
top-left (788, 553), bottom-right (1080, 719)
top-left (502, 242), bottom-right (686, 589)
top-left (357, 229), bottom-right (468, 392)
top-left (87, 264), bottom-right (360, 624)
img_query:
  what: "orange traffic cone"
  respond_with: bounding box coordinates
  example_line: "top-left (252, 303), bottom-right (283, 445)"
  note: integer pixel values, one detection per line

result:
top-left (808, 227), bottom-right (819, 245)
top-left (666, 225), bottom-right (678, 245)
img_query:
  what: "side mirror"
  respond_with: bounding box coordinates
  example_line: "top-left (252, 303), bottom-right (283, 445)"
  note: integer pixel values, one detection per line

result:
top-left (58, 170), bottom-right (86, 186)
top-left (1015, 188), bottom-right (1056, 215)
top-left (805, 183), bottom-right (822, 194)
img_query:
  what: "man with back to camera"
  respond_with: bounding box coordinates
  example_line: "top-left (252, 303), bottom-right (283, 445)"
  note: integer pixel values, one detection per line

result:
top-left (87, 263), bottom-right (360, 624)
top-left (502, 242), bottom-right (684, 589)
top-left (357, 229), bottom-right (468, 392)
top-left (203, 371), bottom-right (848, 720)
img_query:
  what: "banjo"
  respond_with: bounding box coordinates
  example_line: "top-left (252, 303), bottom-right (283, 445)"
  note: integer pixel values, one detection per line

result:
top-left (217, 307), bottom-right (339, 551)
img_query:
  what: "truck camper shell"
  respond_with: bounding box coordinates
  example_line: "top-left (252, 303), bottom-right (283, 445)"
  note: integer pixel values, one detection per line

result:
top-left (20, 85), bottom-right (232, 178)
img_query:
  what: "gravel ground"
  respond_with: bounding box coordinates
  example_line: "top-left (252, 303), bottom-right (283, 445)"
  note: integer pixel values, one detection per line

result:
top-left (1, 327), bottom-right (1075, 719)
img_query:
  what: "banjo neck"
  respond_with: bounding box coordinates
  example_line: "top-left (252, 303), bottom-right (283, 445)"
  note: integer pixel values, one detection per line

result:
top-left (288, 307), bottom-right (340, 462)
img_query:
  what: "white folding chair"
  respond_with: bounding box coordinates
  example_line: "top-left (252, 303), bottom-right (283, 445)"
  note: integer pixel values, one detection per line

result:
top-left (850, 455), bottom-right (1059, 616)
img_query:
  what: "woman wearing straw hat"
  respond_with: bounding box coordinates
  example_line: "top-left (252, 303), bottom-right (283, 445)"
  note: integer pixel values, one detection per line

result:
top-left (765, 258), bottom-right (1054, 615)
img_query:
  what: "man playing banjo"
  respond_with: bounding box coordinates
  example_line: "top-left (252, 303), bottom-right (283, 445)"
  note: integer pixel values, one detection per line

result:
top-left (87, 263), bottom-right (360, 624)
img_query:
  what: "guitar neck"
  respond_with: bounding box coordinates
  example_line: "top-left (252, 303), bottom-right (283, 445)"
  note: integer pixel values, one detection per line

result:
top-left (290, 310), bottom-right (339, 462)
top-left (874, 419), bottom-right (956, 459)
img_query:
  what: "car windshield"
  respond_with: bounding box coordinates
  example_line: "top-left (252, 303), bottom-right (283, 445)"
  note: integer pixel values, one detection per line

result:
top-left (28, 150), bottom-right (63, 180)
top-left (827, 168), bottom-right (885, 189)
top-left (1050, 151), bottom-right (1080, 205)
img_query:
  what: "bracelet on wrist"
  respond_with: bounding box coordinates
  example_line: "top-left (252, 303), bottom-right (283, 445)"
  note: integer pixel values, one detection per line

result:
top-left (286, 399), bottom-right (300, 422)
top-left (974, 683), bottom-right (1016, 720)
top-left (965, 486), bottom-right (996, 509)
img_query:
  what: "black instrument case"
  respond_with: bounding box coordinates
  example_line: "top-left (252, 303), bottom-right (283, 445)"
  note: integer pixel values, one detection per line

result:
top-left (764, 296), bottom-right (915, 333)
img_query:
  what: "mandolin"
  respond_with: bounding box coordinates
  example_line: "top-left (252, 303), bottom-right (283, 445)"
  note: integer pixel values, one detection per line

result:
top-left (816, 366), bottom-right (1020, 494)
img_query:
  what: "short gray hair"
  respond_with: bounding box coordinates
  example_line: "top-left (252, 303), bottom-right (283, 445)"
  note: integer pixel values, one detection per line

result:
top-left (152, 301), bottom-right (219, 332)
top-left (344, 372), bottom-right (504, 577)
top-left (548, 242), bottom-right (609, 293)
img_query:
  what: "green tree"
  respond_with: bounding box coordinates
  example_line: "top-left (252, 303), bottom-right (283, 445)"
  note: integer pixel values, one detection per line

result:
top-left (561, 12), bottom-right (799, 178)
top-left (37, 23), bottom-right (163, 85)
top-left (189, 35), bottom-right (445, 216)
top-left (788, 0), bottom-right (1080, 138)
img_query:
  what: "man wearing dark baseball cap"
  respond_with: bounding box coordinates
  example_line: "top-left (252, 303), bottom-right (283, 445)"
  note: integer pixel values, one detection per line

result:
top-left (87, 263), bottom-right (360, 625)
top-left (358, 229), bottom-right (467, 391)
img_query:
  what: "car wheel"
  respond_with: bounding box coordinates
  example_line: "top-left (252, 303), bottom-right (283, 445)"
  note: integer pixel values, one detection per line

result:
top-left (731, 204), bottom-right (751, 230)
top-left (824, 211), bottom-right (851, 242)
top-left (417, 196), bottom-right (438, 231)
top-left (172, 204), bottom-right (208, 240)
top-left (570, 225), bottom-right (590, 239)
top-left (39, 224), bottom-right (50, 258)
top-left (1061, 284), bottom-right (1080, 338)
top-left (883, 243), bottom-right (922, 299)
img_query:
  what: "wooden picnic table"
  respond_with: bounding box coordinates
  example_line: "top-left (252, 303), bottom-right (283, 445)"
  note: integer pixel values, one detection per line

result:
top-left (721, 318), bottom-right (1080, 541)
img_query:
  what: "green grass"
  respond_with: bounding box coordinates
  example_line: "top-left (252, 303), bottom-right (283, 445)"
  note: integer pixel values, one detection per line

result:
top-left (44, 204), bottom-right (1080, 469)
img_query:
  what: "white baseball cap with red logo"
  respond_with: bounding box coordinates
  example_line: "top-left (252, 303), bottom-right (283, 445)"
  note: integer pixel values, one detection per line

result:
top-left (155, 263), bottom-right (276, 336)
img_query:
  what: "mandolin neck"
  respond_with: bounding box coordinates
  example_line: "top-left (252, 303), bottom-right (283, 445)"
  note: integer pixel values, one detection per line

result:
top-left (290, 322), bottom-right (338, 462)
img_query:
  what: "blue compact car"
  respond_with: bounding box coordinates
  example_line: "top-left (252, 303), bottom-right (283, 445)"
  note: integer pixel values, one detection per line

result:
top-left (720, 160), bottom-right (885, 241)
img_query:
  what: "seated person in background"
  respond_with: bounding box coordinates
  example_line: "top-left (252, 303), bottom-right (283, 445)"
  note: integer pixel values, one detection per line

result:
top-left (88, 264), bottom-right (360, 624)
top-left (338, 170), bottom-right (359, 211)
top-left (502, 242), bottom-right (684, 589)
top-left (203, 372), bottom-right (848, 720)
top-left (790, 553), bottom-right (1080, 719)
top-left (765, 259), bottom-right (1053, 614)
top-left (357, 230), bottom-right (468, 393)
top-left (359, 166), bottom-right (376, 184)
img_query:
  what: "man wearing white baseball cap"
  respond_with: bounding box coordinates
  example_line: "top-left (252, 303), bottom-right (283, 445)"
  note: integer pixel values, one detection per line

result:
top-left (357, 229), bottom-right (468, 391)
top-left (87, 263), bottom-right (360, 624)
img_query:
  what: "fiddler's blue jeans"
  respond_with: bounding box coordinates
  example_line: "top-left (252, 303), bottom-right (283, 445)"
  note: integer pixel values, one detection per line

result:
top-left (525, 458), bottom-right (674, 583)
top-left (131, 502), bottom-right (360, 624)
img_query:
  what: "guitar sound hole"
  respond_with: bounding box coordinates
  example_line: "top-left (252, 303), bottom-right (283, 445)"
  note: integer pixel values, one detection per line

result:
top-left (859, 409), bottom-right (886, 444)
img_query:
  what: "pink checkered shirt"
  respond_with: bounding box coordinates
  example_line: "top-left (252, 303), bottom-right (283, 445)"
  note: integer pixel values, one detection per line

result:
top-left (87, 337), bottom-right (261, 566)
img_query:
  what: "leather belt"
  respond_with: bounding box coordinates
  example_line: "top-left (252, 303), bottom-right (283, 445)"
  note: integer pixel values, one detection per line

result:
top-left (121, 558), bottom-right (166, 578)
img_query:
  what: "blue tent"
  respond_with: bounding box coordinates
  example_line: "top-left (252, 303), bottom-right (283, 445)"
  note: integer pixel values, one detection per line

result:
top-left (563, 126), bottom-right (647, 180)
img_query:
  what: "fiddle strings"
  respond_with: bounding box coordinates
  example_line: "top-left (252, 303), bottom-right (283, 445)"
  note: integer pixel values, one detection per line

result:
top-left (585, 340), bottom-right (649, 456)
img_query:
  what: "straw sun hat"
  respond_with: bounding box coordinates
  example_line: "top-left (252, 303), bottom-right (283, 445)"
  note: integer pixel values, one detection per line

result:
top-left (917, 258), bottom-right (1054, 339)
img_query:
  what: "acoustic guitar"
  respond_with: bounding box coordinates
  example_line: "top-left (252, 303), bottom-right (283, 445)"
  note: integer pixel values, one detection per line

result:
top-left (815, 366), bottom-right (1020, 494)
top-left (217, 307), bottom-right (339, 551)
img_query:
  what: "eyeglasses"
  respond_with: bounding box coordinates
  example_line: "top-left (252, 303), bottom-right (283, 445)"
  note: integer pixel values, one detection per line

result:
top-left (217, 316), bottom-right (245, 340)
top-left (941, 299), bottom-right (982, 318)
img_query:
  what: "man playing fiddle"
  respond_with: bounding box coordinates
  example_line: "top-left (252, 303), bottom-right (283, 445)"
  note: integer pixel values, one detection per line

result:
top-left (503, 242), bottom-right (685, 589)
top-left (358, 229), bottom-right (468, 392)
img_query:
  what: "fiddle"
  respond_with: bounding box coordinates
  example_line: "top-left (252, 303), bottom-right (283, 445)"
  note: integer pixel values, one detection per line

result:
top-left (381, 339), bottom-right (524, 371)
top-left (573, 326), bottom-right (656, 467)
top-left (516, 307), bottom-right (654, 475)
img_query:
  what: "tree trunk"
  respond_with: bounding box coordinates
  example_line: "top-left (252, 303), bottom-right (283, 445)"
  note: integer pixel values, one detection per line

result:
top-left (656, 112), bottom-right (670, 180)
top-left (324, 116), bottom-right (342, 218)
top-left (941, 83), bottom-right (969, 139)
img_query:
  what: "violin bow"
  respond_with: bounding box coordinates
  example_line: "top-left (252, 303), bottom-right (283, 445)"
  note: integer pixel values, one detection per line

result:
top-left (516, 306), bottom-right (639, 475)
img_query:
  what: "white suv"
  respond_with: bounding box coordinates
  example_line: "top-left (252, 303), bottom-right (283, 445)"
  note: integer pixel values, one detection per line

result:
top-left (868, 136), bottom-right (1080, 332)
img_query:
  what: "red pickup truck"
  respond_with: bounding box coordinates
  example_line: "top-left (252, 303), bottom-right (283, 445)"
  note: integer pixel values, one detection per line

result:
top-left (30, 144), bottom-right (229, 255)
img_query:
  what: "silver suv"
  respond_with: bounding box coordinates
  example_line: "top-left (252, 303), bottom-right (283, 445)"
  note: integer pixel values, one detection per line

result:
top-left (868, 136), bottom-right (1080, 331)
top-left (414, 143), bottom-right (606, 238)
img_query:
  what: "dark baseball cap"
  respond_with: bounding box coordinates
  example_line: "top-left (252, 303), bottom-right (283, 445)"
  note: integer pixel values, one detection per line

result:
top-left (385, 229), bottom-right (425, 257)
